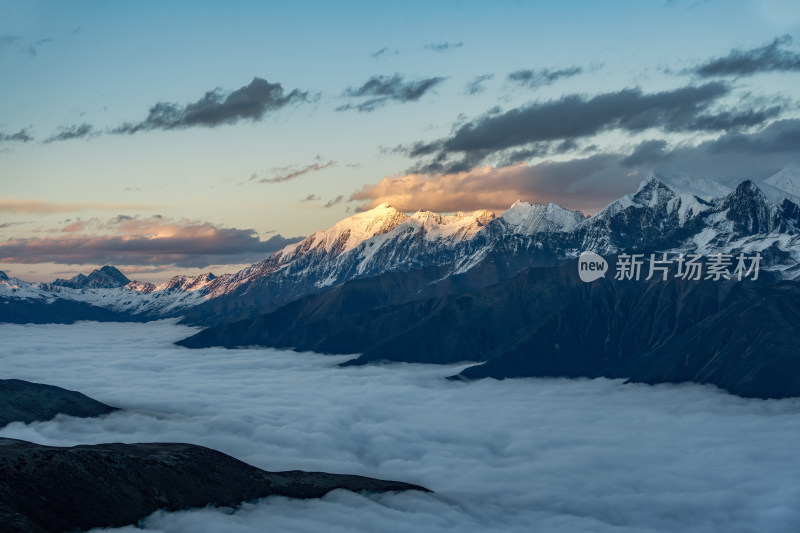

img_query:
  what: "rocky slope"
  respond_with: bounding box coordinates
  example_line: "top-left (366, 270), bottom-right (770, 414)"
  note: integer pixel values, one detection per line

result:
top-left (0, 379), bottom-right (116, 428)
top-left (0, 438), bottom-right (429, 533)
top-left (178, 258), bottom-right (800, 399)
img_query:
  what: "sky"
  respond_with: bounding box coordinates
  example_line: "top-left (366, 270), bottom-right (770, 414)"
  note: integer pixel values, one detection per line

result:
top-left (2, 320), bottom-right (800, 532)
top-left (1, 0), bottom-right (800, 282)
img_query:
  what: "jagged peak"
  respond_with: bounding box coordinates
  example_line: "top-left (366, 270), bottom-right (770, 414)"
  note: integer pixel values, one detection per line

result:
top-left (52, 265), bottom-right (130, 289)
top-left (0, 271), bottom-right (7, 281)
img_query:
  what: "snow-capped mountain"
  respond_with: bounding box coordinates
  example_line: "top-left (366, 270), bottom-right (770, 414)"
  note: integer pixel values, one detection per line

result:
top-left (3, 169), bottom-right (800, 325)
top-left (1, 267), bottom-right (217, 318)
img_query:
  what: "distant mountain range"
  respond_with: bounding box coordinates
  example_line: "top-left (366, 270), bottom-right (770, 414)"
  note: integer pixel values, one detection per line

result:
top-left (3, 170), bottom-right (800, 397)
top-left (3, 169), bottom-right (800, 325)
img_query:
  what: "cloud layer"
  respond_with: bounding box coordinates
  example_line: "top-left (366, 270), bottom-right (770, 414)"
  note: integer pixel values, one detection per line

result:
top-left (507, 66), bottom-right (583, 88)
top-left (1, 321), bottom-right (799, 533)
top-left (353, 119), bottom-right (800, 213)
top-left (252, 159), bottom-right (335, 184)
top-left (402, 82), bottom-right (781, 174)
top-left (338, 74), bottom-right (445, 112)
top-left (694, 35), bottom-right (800, 77)
top-left (113, 78), bottom-right (308, 133)
top-left (0, 215), bottom-right (301, 268)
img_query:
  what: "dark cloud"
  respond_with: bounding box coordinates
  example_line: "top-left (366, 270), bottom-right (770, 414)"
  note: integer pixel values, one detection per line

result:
top-left (0, 128), bottom-right (33, 143)
top-left (43, 123), bottom-right (95, 144)
top-left (300, 194), bottom-right (321, 202)
top-left (355, 118), bottom-right (800, 214)
top-left (465, 74), bottom-right (493, 95)
top-left (705, 118), bottom-right (800, 155)
top-left (112, 77), bottom-right (308, 134)
top-left (251, 160), bottom-right (335, 184)
top-left (337, 74), bottom-right (445, 112)
top-left (425, 42), bottom-right (463, 52)
top-left (615, 119), bottom-right (800, 185)
top-left (0, 222), bottom-right (303, 268)
top-left (694, 35), bottom-right (800, 77)
top-left (324, 195), bottom-right (344, 208)
top-left (400, 82), bottom-right (786, 174)
top-left (507, 66), bottom-right (582, 88)
top-left (371, 47), bottom-right (389, 58)
top-left (621, 140), bottom-right (672, 168)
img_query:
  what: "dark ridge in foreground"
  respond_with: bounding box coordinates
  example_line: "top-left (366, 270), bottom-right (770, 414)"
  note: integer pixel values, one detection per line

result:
top-left (178, 257), bottom-right (800, 399)
top-left (0, 438), bottom-right (430, 533)
top-left (0, 379), bottom-right (116, 428)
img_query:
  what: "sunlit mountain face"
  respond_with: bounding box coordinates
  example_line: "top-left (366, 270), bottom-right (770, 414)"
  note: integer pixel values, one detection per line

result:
top-left (2, 2), bottom-right (800, 532)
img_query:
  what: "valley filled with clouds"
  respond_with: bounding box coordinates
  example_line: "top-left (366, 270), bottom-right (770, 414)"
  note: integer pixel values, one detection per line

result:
top-left (1, 320), bottom-right (799, 532)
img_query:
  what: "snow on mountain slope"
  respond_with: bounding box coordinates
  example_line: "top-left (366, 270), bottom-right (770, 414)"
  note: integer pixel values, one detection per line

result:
top-left (204, 204), bottom-right (498, 297)
top-left (499, 201), bottom-right (585, 233)
top-left (764, 165), bottom-right (800, 197)
top-left (2, 267), bottom-right (217, 317)
top-left (4, 171), bottom-right (800, 324)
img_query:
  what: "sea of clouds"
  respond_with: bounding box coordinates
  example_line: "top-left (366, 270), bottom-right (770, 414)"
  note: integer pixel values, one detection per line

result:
top-left (1, 320), bottom-right (800, 532)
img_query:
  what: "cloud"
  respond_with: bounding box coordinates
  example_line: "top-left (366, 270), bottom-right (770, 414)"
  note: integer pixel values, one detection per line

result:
top-left (324, 195), bottom-right (344, 208)
top-left (507, 66), bottom-right (583, 88)
top-left (112, 78), bottom-right (308, 134)
top-left (0, 215), bottom-right (303, 268)
top-left (299, 194), bottom-right (321, 202)
top-left (354, 118), bottom-right (800, 214)
top-left (43, 123), bottom-right (96, 143)
top-left (0, 199), bottom-right (160, 214)
top-left (621, 139), bottom-right (673, 167)
top-left (693, 35), bottom-right (800, 77)
top-left (464, 74), bottom-right (493, 95)
top-left (27, 37), bottom-right (54, 57)
top-left (0, 221), bottom-right (27, 230)
top-left (2, 321), bottom-right (800, 533)
top-left (252, 160), bottom-right (335, 184)
top-left (618, 118), bottom-right (800, 183)
top-left (350, 155), bottom-right (625, 213)
top-left (0, 128), bottom-right (33, 143)
top-left (337, 74), bottom-right (445, 112)
top-left (400, 82), bottom-right (785, 174)
top-left (424, 42), bottom-right (463, 52)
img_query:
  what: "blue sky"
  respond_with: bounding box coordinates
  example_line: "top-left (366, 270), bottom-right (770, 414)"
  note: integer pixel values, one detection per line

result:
top-left (1, 0), bottom-right (799, 281)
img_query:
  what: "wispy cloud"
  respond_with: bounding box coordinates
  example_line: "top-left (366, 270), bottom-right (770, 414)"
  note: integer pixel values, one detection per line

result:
top-left (337, 74), bottom-right (445, 112)
top-left (299, 194), bottom-right (321, 202)
top-left (0, 128), bottom-right (33, 143)
top-left (507, 66), bottom-right (583, 88)
top-left (112, 77), bottom-right (309, 134)
top-left (0, 199), bottom-right (161, 214)
top-left (251, 159), bottom-right (335, 184)
top-left (324, 195), bottom-right (344, 208)
top-left (43, 123), bottom-right (96, 143)
top-left (425, 42), bottom-right (463, 52)
top-left (692, 35), bottom-right (800, 77)
top-left (27, 37), bottom-right (54, 57)
top-left (465, 74), bottom-right (493, 95)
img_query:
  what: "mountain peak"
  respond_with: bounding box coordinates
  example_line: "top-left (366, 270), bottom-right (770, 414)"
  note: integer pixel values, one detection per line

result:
top-left (764, 165), bottom-right (800, 197)
top-left (52, 266), bottom-right (130, 289)
top-left (637, 171), bottom-right (730, 200)
top-left (500, 200), bottom-right (583, 233)
top-left (0, 271), bottom-right (7, 281)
